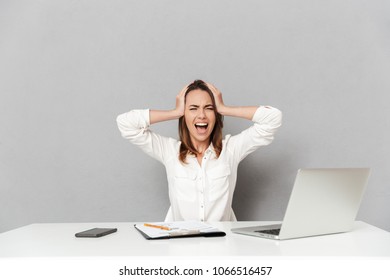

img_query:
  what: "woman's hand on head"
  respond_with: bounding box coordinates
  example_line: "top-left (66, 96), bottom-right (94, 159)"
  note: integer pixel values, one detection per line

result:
top-left (206, 82), bottom-right (226, 115)
top-left (175, 84), bottom-right (188, 117)
top-left (149, 83), bottom-right (189, 124)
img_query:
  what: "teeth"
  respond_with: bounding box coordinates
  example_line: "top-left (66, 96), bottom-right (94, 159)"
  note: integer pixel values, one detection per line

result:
top-left (195, 123), bottom-right (208, 127)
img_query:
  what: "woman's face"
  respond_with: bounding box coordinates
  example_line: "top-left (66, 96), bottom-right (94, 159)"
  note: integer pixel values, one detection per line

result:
top-left (184, 89), bottom-right (216, 147)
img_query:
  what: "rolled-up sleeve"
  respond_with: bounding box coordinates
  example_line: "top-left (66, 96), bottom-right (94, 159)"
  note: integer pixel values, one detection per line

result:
top-left (228, 106), bottom-right (282, 162)
top-left (251, 106), bottom-right (283, 141)
top-left (116, 109), bottom-right (174, 163)
top-left (117, 109), bottom-right (150, 142)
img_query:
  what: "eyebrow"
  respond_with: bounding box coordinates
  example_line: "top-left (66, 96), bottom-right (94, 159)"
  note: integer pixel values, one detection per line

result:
top-left (188, 104), bottom-right (214, 108)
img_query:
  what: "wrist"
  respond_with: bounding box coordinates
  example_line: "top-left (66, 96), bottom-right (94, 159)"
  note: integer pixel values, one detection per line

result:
top-left (217, 105), bottom-right (229, 116)
top-left (172, 109), bottom-right (184, 119)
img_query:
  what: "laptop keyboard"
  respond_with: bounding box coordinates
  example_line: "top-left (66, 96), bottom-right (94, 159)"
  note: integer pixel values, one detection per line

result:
top-left (255, 228), bottom-right (281, 235)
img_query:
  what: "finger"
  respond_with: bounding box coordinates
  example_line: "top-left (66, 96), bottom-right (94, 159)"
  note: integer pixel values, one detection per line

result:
top-left (205, 81), bottom-right (214, 89)
top-left (206, 82), bottom-right (220, 96)
top-left (206, 81), bottom-right (217, 91)
top-left (178, 83), bottom-right (190, 96)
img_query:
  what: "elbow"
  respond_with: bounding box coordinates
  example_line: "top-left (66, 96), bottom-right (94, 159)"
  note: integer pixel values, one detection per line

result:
top-left (273, 108), bottom-right (283, 128)
top-left (266, 107), bottom-right (282, 130)
top-left (116, 110), bottom-right (149, 140)
top-left (116, 113), bottom-right (135, 139)
top-left (116, 114), bottom-right (123, 128)
top-left (116, 114), bottom-right (127, 134)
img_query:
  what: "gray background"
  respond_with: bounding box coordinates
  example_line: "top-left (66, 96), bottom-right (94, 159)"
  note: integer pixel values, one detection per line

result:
top-left (1, 0), bottom-right (389, 233)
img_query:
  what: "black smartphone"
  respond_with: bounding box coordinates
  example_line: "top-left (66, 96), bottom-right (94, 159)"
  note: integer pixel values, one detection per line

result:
top-left (75, 228), bottom-right (117, 238)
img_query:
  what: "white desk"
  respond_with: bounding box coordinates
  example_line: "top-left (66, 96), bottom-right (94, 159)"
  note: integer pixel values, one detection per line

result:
top-left (1, 221), bottom-right (389, 257)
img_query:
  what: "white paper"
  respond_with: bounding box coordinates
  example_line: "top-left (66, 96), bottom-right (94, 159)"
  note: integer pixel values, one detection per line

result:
top-left (135, 221), bottom-right (220, 238)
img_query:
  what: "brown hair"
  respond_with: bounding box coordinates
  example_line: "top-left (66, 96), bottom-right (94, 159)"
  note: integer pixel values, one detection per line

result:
top-left (178, 80), bottom-right (223, 163)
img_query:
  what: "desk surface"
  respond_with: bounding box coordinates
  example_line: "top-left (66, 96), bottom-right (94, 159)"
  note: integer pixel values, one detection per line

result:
top-left (0, 221), bottom-right (389, 257)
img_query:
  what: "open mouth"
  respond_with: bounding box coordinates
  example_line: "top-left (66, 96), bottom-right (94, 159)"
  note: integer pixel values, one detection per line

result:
top-left (194, 123), bottom-right (208, 133)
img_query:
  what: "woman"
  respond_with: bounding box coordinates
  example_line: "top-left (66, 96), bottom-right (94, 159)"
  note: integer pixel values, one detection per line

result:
top-left (116, 80), bottom-right (282, 222)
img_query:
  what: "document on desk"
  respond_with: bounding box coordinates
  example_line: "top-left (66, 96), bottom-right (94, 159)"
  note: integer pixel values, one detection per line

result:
top-left (134, 221), bottom-right (226, 240)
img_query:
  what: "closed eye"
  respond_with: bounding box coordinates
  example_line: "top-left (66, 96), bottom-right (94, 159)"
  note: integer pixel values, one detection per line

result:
top-left (188, 105), bottom-right (213, 111)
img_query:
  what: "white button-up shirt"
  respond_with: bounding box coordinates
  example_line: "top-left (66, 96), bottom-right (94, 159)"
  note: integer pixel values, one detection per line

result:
top-left (117, 106), bottom-right (282, 222)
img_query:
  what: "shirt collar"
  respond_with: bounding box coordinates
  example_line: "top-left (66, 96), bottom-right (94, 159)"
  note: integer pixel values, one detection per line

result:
top-left (186, 143), bottom-right (216, 158)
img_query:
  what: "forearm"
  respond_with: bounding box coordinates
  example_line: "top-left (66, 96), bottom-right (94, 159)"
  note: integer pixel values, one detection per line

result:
top-left (218, 105), bottom-right (259, 120)
top-left (149, 109), bottom-right (183, 125)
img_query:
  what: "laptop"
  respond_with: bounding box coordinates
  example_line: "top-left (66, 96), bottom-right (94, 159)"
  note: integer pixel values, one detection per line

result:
top-left (231, 168), bottom-right (370, 240)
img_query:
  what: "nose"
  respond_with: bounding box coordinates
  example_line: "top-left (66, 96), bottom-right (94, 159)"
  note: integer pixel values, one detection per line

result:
top-left (197, 108), bottom-right (206, 119)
